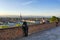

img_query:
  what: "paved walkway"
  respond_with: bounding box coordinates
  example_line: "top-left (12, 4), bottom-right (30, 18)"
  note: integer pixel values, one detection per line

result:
top-left (16, 26), bottom-right (60, 40)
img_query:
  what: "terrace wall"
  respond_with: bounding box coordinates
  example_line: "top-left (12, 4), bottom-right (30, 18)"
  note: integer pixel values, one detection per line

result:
top-left (0, 23), bottom-right (60, 40)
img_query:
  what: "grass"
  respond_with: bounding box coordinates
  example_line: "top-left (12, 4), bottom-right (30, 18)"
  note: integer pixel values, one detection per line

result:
top-left (0, 23), bottom-right (22, 29)
top-left (0, 25), bottom-right (9, 29)
top-left (15, 24), bottom-right (22, 27)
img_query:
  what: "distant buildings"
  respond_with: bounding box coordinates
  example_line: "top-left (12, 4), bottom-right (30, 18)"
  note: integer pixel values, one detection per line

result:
top-left (21, 18), bottom-right (48, 24)
top-left (0, 16), bottom-right (50, 27)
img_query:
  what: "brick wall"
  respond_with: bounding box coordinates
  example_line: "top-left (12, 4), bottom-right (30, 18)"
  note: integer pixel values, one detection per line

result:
top-left (0, 23), bottom-right (59, 40)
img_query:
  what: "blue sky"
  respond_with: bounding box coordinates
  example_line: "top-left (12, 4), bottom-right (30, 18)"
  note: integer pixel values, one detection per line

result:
top-left (0, 0), bottom-right (60, 16)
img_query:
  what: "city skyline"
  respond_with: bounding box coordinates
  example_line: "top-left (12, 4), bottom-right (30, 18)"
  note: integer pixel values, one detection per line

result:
top-left (0, 0), bottom-right (60, 16)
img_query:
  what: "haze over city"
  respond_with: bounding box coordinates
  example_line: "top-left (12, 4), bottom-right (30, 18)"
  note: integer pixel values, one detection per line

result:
top-left (0, 0), bottom-right (60, 17)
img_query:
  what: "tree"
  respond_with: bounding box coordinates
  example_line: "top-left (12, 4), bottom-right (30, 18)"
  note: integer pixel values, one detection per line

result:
top-left (49, 16), bottom-right (59, 23)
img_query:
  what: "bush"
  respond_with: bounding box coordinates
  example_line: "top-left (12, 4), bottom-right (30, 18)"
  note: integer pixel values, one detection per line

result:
top-left (49, 16), bottom-right (59, 23)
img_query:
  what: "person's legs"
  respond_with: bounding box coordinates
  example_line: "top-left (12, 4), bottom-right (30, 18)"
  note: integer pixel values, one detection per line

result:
top-left (26, 29), bottom-right (28, 36)
top-left (22, 27), bottom-right (28, 37)
top-left (24, 29), bottom-right (28, 37)
top-left (22, 28), bottom-right (26, 37)
top-left (56, 22), bottom-right (58, 27)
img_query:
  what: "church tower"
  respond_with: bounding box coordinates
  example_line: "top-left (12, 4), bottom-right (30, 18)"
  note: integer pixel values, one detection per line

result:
top-left (20, 12), bottom-right (22, 21)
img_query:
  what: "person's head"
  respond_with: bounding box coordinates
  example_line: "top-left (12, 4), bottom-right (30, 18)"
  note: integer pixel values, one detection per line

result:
top-left (23, 20), bottom-right (26, 22)
top-left (23, 20), bottom-right (27, 25)
top-left (24, 20), bottom-right (26, 22)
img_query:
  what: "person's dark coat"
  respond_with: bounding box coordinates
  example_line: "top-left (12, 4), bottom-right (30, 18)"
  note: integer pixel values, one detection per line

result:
top-left (22, 21), bottom-right (28, 36)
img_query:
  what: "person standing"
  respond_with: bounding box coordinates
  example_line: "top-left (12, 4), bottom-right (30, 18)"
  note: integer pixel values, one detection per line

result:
top-left (22, 21), bottom-right (28, 37)
top-left (56, 21), bottom-right (59, 26)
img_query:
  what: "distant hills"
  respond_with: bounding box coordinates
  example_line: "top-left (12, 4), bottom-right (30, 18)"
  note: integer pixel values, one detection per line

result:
top-left (0, 15), bottom-right (60, 18)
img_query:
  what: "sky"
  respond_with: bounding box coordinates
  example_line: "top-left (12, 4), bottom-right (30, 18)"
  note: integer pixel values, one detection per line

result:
top-left (0, 0), bottom-right (60, 16)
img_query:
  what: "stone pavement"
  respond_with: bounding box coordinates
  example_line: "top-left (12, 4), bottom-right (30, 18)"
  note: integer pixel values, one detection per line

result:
top-left (16, 26), bottom-right (60, 40)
